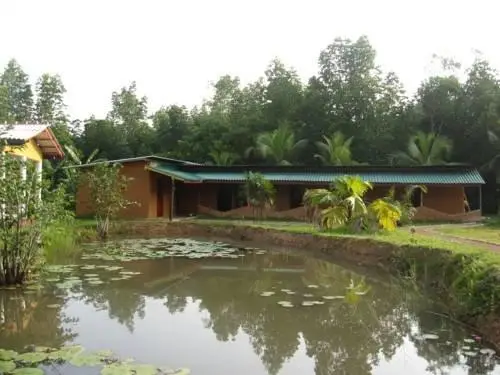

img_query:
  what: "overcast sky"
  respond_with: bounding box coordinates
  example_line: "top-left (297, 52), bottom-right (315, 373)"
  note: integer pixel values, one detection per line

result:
top-left (1, 0), bottom-right (498, 120)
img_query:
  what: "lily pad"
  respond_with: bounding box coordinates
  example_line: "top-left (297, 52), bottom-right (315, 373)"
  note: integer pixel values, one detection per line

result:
top-left (95, 349), bottom-right (113, 358)
top-left (463, 351), bottom-right (477, 357)
top-left (130, 364), bottom-right (158, 375)
top-left (302, 301), bottom-right (315, 306)
top-left (307, 285), bottom-right (319, 289)
top-left (422, 333), bottom-right (439, 340)
top-left (12, 368), bottom-right (44, 375)
top-left (88, 280), bottom-right (104, 285)
top-left (322, 296), bottom-right (344, 300)
top-left (101, 363), bottom-right (134, 375)
top-left (69, 353), bottom-right (103, 367)
top-left (280, 289), bottom-right (291, 293)
top-left (303, 293), bottom-right (314, 297)
top-left (16, 352), bottom-right (47, 363)
top-left (480, 348), bottom-right (496, 355)
top-left (277, 301), bottom-right (293, 307)
top-left (0, 349), bottom-right (18, 361)
top-left (0, 360), bottom-right (16, 372)
top-left (260, 292), bottom-right (275, 297)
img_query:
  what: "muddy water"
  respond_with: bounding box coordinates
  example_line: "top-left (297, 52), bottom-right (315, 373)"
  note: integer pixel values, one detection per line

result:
top-left (0, 238), bottom-right (499, 375)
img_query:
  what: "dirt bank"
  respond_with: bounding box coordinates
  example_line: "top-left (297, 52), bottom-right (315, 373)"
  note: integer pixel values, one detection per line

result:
top-left (109, 220), bottom-right (500, 349)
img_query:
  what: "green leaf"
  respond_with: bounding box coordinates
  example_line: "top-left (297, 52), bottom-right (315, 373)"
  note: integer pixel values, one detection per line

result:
top-left (101, 363), bottom-right (134, 375)
top-left (69, 354), bottom-right (103, 367)
top-left (16, 352), bottom-right (47, 363)
top-left (0, 360), bottom-right (16, 372)
top-left (0, 349), bottom-right (18, 361)
top-left (130, 364), bottom-right (158, 375)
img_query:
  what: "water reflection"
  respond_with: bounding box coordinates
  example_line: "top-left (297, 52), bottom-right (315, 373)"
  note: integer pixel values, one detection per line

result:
top-left (0, 247), bottom-right (498, 375)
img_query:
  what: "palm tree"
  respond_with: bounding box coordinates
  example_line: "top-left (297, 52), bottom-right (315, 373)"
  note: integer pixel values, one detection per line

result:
top-left (247, 124), bottom-right (307, 165)
top-left (208, 150), bottom-right (237, 166)
top-left (304, 176), bottom-right (373, 230)
top-left (389, 132), bottom-right (452, 165)
top-left (314, 132), bottom-right (357, 165)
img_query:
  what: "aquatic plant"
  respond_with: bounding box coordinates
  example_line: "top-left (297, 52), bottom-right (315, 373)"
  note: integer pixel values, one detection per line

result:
top-left (0, 345), bottom-right (190, 374)
top-left (0, 154), bottom-right (70, 286)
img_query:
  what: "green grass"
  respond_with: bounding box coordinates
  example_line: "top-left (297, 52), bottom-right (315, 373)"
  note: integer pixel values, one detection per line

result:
top-left (438, 225), bottom-right (500, 245)
top-left (193, 218), bottom-right (500, 263)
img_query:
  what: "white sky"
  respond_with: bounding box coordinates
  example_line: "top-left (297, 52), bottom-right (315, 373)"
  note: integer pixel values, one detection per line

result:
top-left (1, 0), bottom-right (499, 120)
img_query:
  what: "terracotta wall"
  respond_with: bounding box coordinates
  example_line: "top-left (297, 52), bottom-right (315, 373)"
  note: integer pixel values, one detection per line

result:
top-left (76, 161), bottom-right (155, 218)
top-left (198, 184), bottom-right (218, 209)
top-left (423, 186), bottom-right (464, 214)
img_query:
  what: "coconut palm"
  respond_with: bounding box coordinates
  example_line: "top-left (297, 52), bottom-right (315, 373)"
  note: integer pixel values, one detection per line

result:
top-left (247, 124), bottom-right (307, 165)
top-left (314, 132), bottom-right (357, 165)
top-left (208, 150), bottom-right (238, 166)
top-left (389, 132), bottom-right (452, 165)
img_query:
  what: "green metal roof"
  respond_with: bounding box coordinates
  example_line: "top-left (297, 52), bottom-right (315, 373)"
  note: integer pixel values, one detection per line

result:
top-left (147, 162), bottom-right (485, 185)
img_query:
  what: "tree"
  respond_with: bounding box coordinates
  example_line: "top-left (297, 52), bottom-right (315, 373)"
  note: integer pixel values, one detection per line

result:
top-left (0, 59), bottom-right (33, 122)
top-left (243, 172), bottom-right (275, 220)
top-left (390, 132), bottom-right (453, 165)
top-left (152, 105), bottom-right (190, 157)
top-left (314, 132), bottom-right (357, 165)
top-left (304, 176), bottom-right (402, 232)
top-left (248, 123), bottom-right (307, 165)
top-left (108, 82), bottom-right (153, 156)
top-left (0, 153), bottom-right (69, 285)
top-left (34, 73), bottom-right (73, 146)
top-left (208, 150), bottom-right (238, 166)
top-left (85, 163), bottom-right (135, 239)
top-left (0, 85), bottom-right (9, 123)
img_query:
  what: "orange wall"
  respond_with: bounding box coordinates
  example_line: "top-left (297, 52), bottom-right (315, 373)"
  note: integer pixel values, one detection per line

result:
top-left (423, 185), bottom-right (464, 214)
top-left (76, 161), bottom-right (156, 219)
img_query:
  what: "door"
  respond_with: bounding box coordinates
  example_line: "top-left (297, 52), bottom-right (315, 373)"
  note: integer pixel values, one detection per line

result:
top-left (157, 178), bottom-right (164, 217)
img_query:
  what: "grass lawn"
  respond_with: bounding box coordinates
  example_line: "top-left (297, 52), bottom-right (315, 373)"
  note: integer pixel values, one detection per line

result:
top-left (193, 218), bottom-right (500, 260)
top-left (438, 225), bottom-right (500, 245)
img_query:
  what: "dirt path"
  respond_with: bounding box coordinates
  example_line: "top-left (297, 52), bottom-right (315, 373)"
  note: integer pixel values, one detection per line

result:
top-left (415, 224), bottom-right (500, 252)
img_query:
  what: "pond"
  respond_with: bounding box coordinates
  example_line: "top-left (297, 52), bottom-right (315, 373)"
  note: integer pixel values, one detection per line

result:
top-left (0, 237), bottom-right (499, 375)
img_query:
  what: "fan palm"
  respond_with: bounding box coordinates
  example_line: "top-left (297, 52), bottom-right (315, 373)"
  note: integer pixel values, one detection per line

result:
top-left (248, 124), bottom-right (307, 165)
top-left (390, 132), bottom-right (452, 165)
top-left (314, 132), bottom-right (357, 165)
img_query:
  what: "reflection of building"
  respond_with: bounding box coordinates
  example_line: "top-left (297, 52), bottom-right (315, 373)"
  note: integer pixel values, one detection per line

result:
top-left (74, 156), bottom-right (485, 222)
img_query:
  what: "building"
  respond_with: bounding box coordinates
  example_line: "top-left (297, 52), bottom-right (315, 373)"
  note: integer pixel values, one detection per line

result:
top-left (75, 155), bottom-right (485, 222)
top-left (0, 124), bottom-right (64, 190)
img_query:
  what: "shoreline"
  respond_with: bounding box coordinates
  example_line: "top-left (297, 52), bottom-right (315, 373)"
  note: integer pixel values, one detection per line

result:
top-left (106, 219), bottom-right (500, 349)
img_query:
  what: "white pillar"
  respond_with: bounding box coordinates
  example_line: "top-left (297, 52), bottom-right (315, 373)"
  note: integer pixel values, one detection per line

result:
top-left (20, 156), bottom-right (27, 181)
top-left (21, 156), bottom-right (27, 216)
top-left (36, 160), bottom-right (42, 200)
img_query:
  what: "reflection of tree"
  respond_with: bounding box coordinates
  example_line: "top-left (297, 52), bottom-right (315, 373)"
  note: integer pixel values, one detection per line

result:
top-left (39, 249), bottom-right (499, 375)
top-left (0, 290), bottom-right (76, 351)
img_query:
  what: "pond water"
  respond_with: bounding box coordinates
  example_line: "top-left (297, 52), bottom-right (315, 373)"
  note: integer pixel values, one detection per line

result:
top-left (0, 238), bottom-right (499, 375)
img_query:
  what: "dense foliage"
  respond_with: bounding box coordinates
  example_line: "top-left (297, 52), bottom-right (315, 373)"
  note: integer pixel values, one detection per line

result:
top-left (2, 36), bottom-right (500, 210)
top-left (0, 154), bottom-right (70, 285)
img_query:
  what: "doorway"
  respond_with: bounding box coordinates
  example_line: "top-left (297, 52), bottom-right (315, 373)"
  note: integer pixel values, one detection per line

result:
top-left (157, 178), bottom-right (164, 217)
top-left (217, 185), bottom-right (234, 211)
